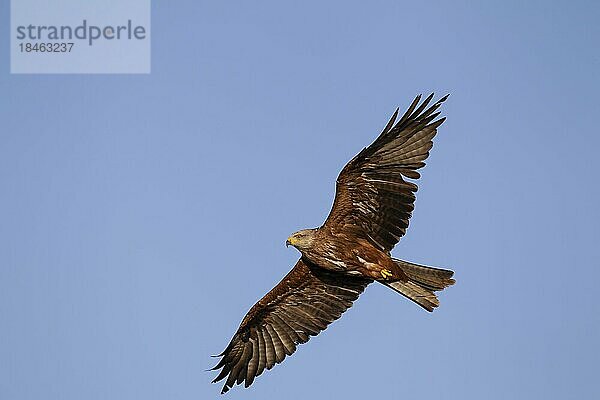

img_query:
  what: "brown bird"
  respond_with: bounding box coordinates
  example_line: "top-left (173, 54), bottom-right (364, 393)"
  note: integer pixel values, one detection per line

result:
top-left (211, 94), bottom-right (455, 394)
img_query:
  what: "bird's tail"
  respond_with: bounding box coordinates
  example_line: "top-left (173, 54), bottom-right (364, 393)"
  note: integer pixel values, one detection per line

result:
top-left (383, 259), bottom-right (455, 312)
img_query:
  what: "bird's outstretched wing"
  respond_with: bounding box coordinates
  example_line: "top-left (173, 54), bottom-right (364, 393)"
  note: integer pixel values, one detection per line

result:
top-left (211, 258), bottom-right (371, 394)
top-left (322, 93), bottom-right (448, 252)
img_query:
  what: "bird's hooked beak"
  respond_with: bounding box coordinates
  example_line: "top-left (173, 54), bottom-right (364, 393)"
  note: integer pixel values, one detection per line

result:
top-left (286, 237), bottom-right (294, 247)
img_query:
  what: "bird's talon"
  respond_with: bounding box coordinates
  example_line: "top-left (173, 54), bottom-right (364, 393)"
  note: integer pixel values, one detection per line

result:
top-left (380, 269), bottom-right (393, 279)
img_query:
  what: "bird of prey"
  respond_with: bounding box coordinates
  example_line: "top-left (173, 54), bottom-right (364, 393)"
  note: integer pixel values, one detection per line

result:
top-left (211, 94), bottom-right (455, 394)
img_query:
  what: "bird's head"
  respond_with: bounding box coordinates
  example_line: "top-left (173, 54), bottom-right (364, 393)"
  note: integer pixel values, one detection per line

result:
top-left (286, 229), bottom-right (317, 251)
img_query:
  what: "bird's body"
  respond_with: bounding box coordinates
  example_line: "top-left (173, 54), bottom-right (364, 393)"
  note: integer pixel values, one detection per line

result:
top-left (211, 94), bottom-right (455, 394)
top-left (288, 227), bottom-right (404, 281)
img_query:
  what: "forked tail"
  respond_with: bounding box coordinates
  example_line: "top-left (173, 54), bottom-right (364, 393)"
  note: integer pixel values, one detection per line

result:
top-left (383, 259), bottom-right (455, 312)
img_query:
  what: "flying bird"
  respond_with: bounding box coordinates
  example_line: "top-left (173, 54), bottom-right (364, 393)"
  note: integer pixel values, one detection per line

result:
top-left (211, 94), bottom-right (455, 394)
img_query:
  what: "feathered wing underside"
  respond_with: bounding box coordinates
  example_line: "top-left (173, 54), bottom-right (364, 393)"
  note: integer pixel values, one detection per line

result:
top-left (211, 259), bottom-right (372, 394)
top-left (323, 93), bottom-right (448, 251)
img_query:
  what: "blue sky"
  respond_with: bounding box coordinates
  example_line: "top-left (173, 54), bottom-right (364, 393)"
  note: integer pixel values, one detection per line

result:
top-left (1, 1), bottom-right (599, 399)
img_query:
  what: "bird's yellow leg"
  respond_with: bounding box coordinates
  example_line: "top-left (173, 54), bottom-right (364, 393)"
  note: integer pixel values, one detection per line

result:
top-left (380, 269), bottom-right (393, 279)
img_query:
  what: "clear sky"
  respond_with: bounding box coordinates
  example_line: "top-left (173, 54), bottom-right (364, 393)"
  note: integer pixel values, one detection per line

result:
top-left (1, 1), bottom-right (599, 399)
